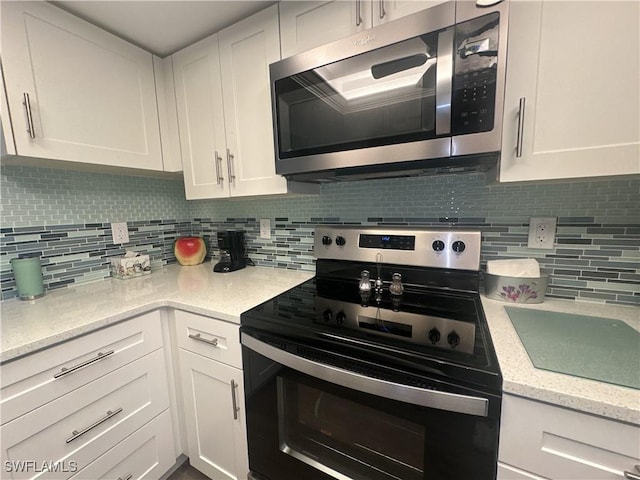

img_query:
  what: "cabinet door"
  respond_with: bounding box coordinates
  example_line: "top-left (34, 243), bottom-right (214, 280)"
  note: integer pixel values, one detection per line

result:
top-left (178, 349), bottom-right (248, 480)
top-left (0, 1), bottom-right (163, 170)
top-left (372, 0), bottom-right (443, 27)
top-left (279, 1), bottom-right (372, 58)
top-left (499, 394), bottom-right (640, 479)
top-left (500, 1), bottom-right (640, 182)
top-left (219, 5), bottom-right (288, 197)
top-left (172, 34), bottom-right (229, 199)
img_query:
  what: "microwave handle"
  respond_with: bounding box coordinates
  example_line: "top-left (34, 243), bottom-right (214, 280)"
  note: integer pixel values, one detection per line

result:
top-left (241, 332), bottom-right (489, 417)
top-left (435, 28), bottom-right (455, 136)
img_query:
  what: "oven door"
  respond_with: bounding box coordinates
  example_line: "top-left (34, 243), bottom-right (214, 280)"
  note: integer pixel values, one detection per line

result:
top-left (241, 332), bottom-right (500, 480)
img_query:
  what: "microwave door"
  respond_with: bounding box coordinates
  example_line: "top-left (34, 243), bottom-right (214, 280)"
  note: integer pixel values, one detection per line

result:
top-left (273, 27), bottom-right (455, 175)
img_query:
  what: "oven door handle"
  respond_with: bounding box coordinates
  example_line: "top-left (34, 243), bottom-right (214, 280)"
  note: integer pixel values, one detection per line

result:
top-left (241, 333), bottom-right (489, 417)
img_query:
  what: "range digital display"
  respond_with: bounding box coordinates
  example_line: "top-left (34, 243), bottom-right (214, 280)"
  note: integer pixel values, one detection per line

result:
top-left (359, 234), bottom-right (415, 250)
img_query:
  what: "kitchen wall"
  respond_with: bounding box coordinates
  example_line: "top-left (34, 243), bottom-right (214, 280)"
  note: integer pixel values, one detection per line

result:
top-left (1, 164), bottom-right (638, 305)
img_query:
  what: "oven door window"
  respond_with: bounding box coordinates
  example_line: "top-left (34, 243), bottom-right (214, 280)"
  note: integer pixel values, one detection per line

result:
top-left (278, 376), bottom-right (424, 480)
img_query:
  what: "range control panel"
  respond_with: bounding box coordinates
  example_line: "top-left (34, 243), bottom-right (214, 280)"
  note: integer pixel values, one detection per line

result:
top-left (315, 226), bottom-right (481, 271)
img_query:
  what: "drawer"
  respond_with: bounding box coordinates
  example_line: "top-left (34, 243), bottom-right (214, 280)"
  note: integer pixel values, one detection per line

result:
top-left (0, 349), bottom-right (170, 480)
top-left (499, 394), bottom-right (640, 479)
top-left (174, 310), bottom-right (241, 368)
top-left (69, 410), bottom-right (176, 480)
top-left (1, 310), bottom-right (163, 425)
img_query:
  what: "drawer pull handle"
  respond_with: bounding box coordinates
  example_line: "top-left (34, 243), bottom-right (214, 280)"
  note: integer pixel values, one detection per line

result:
top-left (215, 150), bottom-right (224, 185)
top-left (516, 96), bottom-right (526, 158)
top-left (188, 333), bottom-right (219, 347)
top-left (54, 350), bottom-right (115, 379)
top-left (230, 379), bottom-right (240, 420)
top-left (66, 407), bottom-right (123, 444)
top-left (624, 466), bottom-right (640, 480)
top-left (117, 474), bottom-right (132, 480)
top-left (23, 92), bottom-right (36, 139)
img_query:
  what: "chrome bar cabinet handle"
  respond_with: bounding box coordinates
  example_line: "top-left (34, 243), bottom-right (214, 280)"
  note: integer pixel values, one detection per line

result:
top-left (117, 474), bottom-right (133, 480)
top-left (516, 97), bottom-right (526, 158)
top-left (23, 93), bottom-right (36, 139)
top-left (355, 0), bottom-right (362, 26)
top-left (214, 150), bottom-right (224, 184)
top-left (226, 148), bottom-right (236, 184)
top-left (66, 407), bottom-right (123, 443)
top-left (624, 466), bottom-right (640, 480)
top-left (188, 332), bottom-right (218, 347)
top-left (379, 0), bottom-right (386, 19)
top-left (230, 379), bottom-right (240, 420)
top-left (54, 350), bottom-right (115, 379)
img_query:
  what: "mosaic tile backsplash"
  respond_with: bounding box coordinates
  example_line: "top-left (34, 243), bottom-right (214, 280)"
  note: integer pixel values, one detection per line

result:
top-left (1, 165), bottom-right (638, 305)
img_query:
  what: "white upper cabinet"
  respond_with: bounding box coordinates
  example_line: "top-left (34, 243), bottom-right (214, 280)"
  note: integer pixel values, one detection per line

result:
top-left (173, 5), bottom-right (318, 199)
top-left (500, 1), bottom-right (640, 182)
top-left (172, 34), bottom-right (228, 199)
top-left (279, 0), bottom-right (436, 57)
top-left (0, 2), bottom-right (164, 171)
top-left (218, 6), bottom-right (289, 197)
top-left (371, 0), bottom-right (446, 27)
top-left (279, 1), bottom-right (372, 58)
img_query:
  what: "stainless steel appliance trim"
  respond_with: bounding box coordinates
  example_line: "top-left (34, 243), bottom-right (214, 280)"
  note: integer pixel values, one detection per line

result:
top-left (22, 92), bottom-right (35, 139)
top-left (188, 332), bottom-right (219, 347)
top-left (516, 97), bottom-right (526, 158)
top-left (314, 226), bottom-right (482, 271)
top-left (53, 350), bottom-right (115, 379)
top-left (65, 407), bottom-right (123, 443)
top-left (242, 333), bottom-right (489, 417)
top-left (451, 0), bottom-right (510, 157)
top-left (435, 28), bottom-right (454, 136)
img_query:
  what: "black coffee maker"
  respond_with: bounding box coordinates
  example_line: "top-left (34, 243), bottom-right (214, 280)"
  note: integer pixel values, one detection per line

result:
top-left (213, 231), bottom-right (247, 273)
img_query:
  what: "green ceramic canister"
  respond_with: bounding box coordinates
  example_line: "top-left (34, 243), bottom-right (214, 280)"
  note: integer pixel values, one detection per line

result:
top-left (11, 256), bottom-right (45, 300)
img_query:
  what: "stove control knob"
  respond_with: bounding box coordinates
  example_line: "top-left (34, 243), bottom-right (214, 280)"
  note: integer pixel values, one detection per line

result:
top-left (432, 240), bottom-right (445, 252)
top-left (336, 311), bottom-right (346, 325)
top-left (447, 331), bottom-right (460, 348)
top-left (452, 241), bottom-right (466, 253)
top-left (321, 235), bottom-right (332, 246)
top-left (323, 309), bottom-right (333, 322)
top-left (335, 236), bottom-right (346, 247)
top-left (428, 328), bottom-right (441, 344)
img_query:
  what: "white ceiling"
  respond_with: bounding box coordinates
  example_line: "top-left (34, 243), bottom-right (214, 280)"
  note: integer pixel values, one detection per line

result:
top-left (50, 1), bottom-right (278, 57)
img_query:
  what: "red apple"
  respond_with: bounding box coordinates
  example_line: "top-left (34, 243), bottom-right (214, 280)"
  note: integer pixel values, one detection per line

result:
top-left (174, 237), bottom-right (207, 266)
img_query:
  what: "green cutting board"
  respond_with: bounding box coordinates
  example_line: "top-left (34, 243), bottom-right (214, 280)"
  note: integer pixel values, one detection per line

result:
top-left (505, 307), bottom-right (640, 390)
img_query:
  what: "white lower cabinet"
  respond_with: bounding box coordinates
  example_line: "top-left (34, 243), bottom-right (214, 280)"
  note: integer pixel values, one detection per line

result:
top-left (69, 410), bottom-right (175, 480)
top-left (174, 310), bottom-right (248, 480)
top-left (498, 394), bottom-right (640, 480)
top-left (0, 349), bottom-right (171, 480)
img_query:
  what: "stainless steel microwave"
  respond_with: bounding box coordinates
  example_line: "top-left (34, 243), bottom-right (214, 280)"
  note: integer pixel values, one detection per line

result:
top-left (270, 0), bottom-right (509, 182)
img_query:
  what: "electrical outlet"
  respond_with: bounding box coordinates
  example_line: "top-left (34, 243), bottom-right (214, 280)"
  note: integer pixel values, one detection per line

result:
top-left (260, 219), bottom-right (271, 239)
top-left (111, 222), bottom-right (129, 244)
top-left (527, 217), bottom-right (556, 249)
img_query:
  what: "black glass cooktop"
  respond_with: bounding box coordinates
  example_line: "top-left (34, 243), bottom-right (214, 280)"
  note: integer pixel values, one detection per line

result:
top-left (241, 263), bottom-right (502, 393)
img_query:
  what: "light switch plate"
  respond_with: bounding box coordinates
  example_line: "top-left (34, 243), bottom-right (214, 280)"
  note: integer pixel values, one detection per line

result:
top-left (111, 222), bottom-right (129, 244)
top-left (527, 217), bottom-right (556, 249)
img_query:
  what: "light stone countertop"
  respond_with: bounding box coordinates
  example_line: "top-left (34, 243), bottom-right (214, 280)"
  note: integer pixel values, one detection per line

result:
top-left (1, 263), bottom-right (638, 424)
top-left (0, 262), bottom-right (313, 363)
top-left (482, 296), bottom-right (640, 425)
